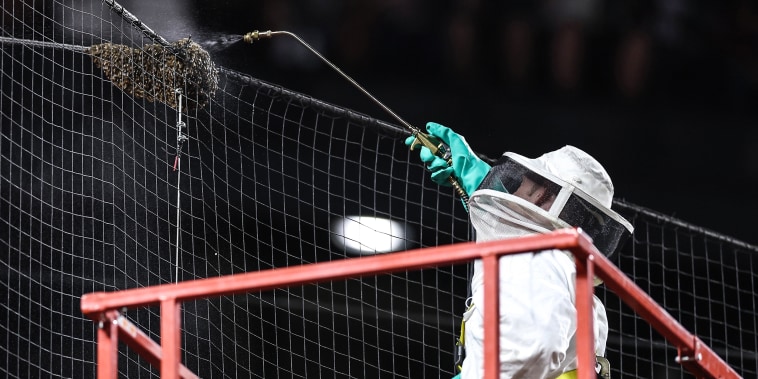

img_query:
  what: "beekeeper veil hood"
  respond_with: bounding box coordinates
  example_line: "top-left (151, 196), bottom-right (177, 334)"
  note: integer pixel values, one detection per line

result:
top-left (469, 145), bottom-right (633, 257)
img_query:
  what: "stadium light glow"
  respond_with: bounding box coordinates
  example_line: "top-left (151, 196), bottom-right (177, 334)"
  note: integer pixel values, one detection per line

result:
top-left (330, 216), bottom-right (410, 255)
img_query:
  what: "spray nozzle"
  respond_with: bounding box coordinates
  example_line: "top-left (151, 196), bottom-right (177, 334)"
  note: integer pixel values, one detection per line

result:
top-left (242, 30), bottom-right (273, 44)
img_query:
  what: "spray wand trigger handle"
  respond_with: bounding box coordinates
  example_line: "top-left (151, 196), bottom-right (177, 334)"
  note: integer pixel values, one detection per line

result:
top-left (409, 131), bottom-right (469, 205)
top-left (409, 132), bottom-right (452, 164)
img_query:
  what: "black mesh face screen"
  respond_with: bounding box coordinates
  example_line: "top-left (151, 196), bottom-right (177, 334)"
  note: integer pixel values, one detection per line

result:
top-left (558, 193), bottom-right (632, 257)
top-left (479, 156), bottom-right (559, 195)
top-left (479, 158), bottom-right (526, 194)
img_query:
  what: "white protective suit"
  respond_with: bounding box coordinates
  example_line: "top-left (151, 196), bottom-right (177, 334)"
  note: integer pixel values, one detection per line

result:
top-left (459, 145), bottom-right (632, 379)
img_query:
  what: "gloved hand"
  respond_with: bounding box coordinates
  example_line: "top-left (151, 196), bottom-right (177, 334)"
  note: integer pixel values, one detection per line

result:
top-left (405, 122), bottom-right (491, 196)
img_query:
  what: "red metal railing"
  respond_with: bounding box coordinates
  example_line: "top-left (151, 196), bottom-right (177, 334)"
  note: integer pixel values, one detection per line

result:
top-left (80, 228), bottom-right (742, 379)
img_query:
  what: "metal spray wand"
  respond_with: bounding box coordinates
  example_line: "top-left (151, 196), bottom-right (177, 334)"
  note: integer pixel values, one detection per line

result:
top-left (242, 30), bottom-right (470, 204)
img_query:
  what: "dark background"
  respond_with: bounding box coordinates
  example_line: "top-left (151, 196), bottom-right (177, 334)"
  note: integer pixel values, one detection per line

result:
top-left (120, 0), bottom-right (758, 244)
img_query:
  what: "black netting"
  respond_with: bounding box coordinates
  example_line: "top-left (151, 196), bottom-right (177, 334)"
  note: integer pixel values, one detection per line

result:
top-left (1, 1), bottom-right (756, 378)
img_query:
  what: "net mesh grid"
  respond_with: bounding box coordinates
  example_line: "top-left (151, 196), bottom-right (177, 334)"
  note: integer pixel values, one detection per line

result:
top-left (1, 1), bottom-right (756, 378)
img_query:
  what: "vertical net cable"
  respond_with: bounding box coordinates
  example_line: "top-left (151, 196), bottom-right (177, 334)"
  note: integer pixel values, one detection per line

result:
top-left (0, 1), bottom-right (756, 379)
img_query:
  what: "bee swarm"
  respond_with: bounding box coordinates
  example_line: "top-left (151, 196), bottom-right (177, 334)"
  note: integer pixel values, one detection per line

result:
top-left (88, 38), bottom-right (219, 112)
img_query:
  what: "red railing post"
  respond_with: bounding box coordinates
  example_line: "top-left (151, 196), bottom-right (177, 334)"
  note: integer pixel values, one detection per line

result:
top-left (574, 253), bottom-right (596, 379)
top-left (161, 298), bottom-right (182, 379)
top-left (482, 254), bottom-right (501, 379)
top-left (96, 310), bottom-right (120, 379)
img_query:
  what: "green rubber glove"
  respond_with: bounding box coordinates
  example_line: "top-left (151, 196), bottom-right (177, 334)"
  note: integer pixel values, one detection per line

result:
top-left (404, 122), bottom-right (491, 196)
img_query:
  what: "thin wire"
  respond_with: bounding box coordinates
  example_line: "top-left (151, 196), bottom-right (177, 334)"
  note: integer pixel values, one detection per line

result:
top-left (174, 159), bottom-right (183, 283)
top-left (173, 89), bottom-right (188, 283)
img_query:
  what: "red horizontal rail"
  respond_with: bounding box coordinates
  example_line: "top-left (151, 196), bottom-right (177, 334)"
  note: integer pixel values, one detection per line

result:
top-left (81, 229), bottom-right (584, 313)
top-left (81, 228), bottom-right (741, 379)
